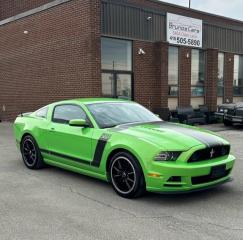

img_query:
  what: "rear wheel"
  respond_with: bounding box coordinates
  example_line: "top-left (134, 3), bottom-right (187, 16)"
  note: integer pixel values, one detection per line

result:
top-left (109, 152), bottom-right (146, 198)
top-left (223, 119), bottom-right (233, 126)
top-left (20, 135), bottom-right (45, 169)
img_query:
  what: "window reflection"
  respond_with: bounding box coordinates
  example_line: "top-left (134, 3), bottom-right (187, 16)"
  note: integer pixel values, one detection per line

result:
top-left (168, 86), bottom-right (178, 96)
top-left (102, 73), bottom-right (114, 97)
top-left (101, 38), bottom-right (132, 71)
top-left (117, 74), bottom-right (132, 100)
top-left (101, 37), bottom-right (132, 100)
top-left (168, 46), bottom-right (179, 86)
top-left (191, 50), bottom-right (205, 86)
top-left (191, 87), bottom-right (205, 97)
top-left (233, 55), bottom-right (243, 96)
top-left (168, 47), bottom-right (179, 96)
top-left (218, 53), bottom-right (224, 97)
top-left (191, 49), bottom-right (205, 97)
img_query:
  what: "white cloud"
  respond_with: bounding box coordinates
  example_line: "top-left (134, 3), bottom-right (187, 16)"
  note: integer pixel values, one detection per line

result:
top-left (159, 0), bottom-right (243, 21)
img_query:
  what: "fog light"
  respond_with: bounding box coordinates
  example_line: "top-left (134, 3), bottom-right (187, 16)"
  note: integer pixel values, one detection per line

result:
top-left (168, 176), bottom-right (181, 182)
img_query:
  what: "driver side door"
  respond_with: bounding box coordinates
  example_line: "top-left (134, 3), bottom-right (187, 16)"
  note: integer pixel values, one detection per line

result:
top-left (45, 104), bottom-right (94, 167)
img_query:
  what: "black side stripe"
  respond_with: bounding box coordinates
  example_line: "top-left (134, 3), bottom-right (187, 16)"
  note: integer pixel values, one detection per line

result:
top-left (91, 134), bottom-right (110, 167)
top-left (40, 134), bottom-right (110, 168)
top-left (40, 149), bottom-right (90, 165)
top-left (91, 139), bottom-right (108, 167)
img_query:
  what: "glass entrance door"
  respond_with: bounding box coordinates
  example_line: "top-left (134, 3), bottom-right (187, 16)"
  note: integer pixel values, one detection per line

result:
top-left (102, 72), bottom-right (132, 100)
top-left (116, 74), bottom-right (132, 100)
top-left (102, 73), bottom-right (115, 97)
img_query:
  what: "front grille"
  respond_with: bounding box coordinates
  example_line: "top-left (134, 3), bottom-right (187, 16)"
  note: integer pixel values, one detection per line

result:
top-left (188, 145), bottom-right (230, 163)
top-left (227, 109), bottom-right (235, 115)
top-left (235, 108), bottom-right (243, 117)
top-left (191, 169), bottom-right (231, 185)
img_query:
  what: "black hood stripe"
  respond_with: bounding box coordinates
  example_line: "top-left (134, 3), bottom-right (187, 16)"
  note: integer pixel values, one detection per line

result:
top-left (155, 122), bottom-right (224, 147)
top-left (111, 121), bottom-right (224, 147)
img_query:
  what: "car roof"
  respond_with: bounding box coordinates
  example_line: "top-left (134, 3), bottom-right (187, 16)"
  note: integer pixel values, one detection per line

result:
top-left (52, 98), bottom-right (132, 105)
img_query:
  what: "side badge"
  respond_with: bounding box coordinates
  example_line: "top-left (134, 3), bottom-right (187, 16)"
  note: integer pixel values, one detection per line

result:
top-left (100, 133), bottom-right (111, 142)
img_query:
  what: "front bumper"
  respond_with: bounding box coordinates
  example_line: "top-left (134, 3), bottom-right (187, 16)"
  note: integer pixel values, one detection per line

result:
top-left (145, 154), bottom-right (235, 193)
top-left (224, 114), bottom-right (243, 123)
top-left (215, 112), bottom-right (224, 119)
top-left (152, 177), bottom-right (233, 194)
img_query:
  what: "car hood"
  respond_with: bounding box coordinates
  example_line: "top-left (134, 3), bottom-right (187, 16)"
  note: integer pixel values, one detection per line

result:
top-left (111, 122), bottom-right (227, 151)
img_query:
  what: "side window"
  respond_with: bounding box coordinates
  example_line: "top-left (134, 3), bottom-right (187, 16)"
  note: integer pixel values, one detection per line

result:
top-left (52, 105), bottom-right (86, 124)
top-left (35, 107), bottom-right (48, 119)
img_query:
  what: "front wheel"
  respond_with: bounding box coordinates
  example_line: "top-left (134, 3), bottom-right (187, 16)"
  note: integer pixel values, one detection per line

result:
top-left (20, 135), bottom-right (45, 169)
top-left (109, 152), bottom-right (146, 198)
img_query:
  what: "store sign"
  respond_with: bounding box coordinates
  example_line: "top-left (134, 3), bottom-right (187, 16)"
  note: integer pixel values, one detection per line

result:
top-left (167, 13), bottom-right (202, 48)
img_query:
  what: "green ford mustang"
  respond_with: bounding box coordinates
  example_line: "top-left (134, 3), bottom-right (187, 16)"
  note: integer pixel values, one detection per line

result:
top-left (14, 98), bottom-right (235, 198)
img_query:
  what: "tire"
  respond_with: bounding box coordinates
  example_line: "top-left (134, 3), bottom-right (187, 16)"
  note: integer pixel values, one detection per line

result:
top-left (223, 119), bottom-right (233, 126)
top-left (20, 135), bottom-right (45, 169)
top-left (109, 151), bottom-right (146, 198)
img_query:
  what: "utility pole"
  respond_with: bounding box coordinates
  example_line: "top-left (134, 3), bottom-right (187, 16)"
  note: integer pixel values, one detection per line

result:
top-left (189, 0), bottom-right (191, 8)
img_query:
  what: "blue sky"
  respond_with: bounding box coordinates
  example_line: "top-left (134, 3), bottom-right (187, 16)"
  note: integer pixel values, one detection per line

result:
top-left (160, 0), bottom-right (243, 21)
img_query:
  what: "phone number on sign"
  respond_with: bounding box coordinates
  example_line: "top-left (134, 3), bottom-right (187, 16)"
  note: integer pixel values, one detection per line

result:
top-left (176, 37), bottom-right (201, 46)
top-left (170, 36), bottom-right (201, 47)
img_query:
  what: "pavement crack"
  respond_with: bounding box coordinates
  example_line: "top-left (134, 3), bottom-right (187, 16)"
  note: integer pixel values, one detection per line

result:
top-left (68, 186), bottom-right (137, 217)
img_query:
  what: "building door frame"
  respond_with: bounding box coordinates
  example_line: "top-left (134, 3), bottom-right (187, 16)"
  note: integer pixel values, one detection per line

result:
top-left (102, 70), bottom-right (134, 100)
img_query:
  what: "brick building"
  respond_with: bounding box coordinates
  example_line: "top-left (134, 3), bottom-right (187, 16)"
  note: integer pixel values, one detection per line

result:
top-left (0, 0), bottom-right (243, 121)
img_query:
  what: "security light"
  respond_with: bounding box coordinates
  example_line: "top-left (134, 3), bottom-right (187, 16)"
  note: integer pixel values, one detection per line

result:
top-left (138, 48), bottom-right (146, 55)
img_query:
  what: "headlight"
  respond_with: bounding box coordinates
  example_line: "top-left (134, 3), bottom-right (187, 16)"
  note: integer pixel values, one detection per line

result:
top-left (224, 109), bottom-right (228, 113)
top-left (154, 151), bottom-right (181, 161)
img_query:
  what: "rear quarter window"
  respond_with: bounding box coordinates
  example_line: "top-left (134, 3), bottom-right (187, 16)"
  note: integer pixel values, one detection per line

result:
top-left (35, 107), bottom-right (48, 119)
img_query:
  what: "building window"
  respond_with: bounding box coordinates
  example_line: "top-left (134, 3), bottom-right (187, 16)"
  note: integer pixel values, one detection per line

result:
top-left (218, 53), bottom-right (224, 97)
top-left (101, 37), bottom-right (132, 71)
top-left (101, 37), bottom-right (132, 99)
top-left (168, 46), bottom-right (179, 96)
top-left (191, 49), bottom-right (205, 97)
top-left (233, 55), bottom-right (243, 96)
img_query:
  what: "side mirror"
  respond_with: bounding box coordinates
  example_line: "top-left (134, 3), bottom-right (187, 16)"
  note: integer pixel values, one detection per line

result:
top-left (69, 119), bottom-right (89, 127)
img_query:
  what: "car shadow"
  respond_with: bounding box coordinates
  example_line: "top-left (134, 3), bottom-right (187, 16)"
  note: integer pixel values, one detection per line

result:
top-left (41, 165), bottom-right (235, 206)
top-left (141, 185), bottom-right (233, 205)
top-left (233, 124), bottom-right (243, 130)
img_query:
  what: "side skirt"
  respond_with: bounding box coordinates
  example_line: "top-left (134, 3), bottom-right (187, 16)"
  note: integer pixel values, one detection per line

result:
top-left (44, 158), bottom-right (108, 182)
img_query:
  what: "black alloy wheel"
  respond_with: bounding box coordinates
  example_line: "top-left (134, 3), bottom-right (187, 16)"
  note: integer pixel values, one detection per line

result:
top-left (109, 152), bottom-right (145, 198)
top-left (21, 135), bottom-right (45, 169)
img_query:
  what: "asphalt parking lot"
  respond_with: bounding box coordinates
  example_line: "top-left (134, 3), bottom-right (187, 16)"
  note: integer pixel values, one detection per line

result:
top-left (0, 122), bottom-right (243, 240)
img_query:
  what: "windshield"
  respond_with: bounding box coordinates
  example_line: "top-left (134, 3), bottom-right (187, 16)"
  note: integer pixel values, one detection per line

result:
top-left (86, 102), bottom-right (161, 128)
